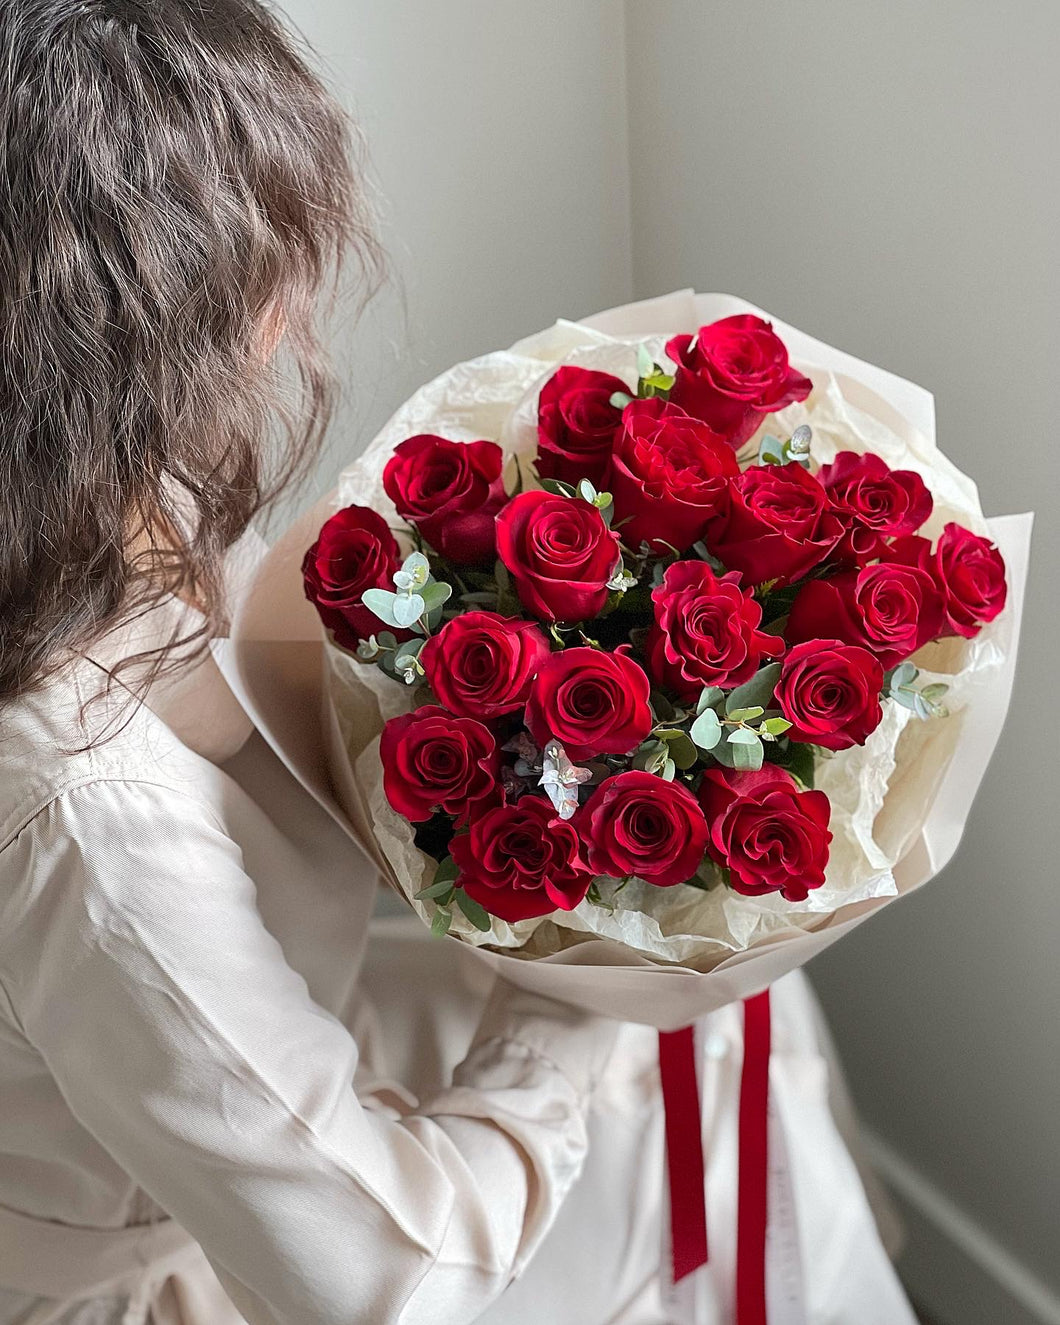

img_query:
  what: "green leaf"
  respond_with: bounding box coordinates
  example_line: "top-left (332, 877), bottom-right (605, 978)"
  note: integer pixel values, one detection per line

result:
top-left (726, 705), bottom-right (764, 723)
top-left (657, 729), bottom-right (698, 769)
top-left (690, 708), bottom-right (722, 751)
top-left (725, 663), bottom-right (781, 715)
top-left (433, 856), bottom-right (460, 886)
top-left (540, 477), bottom-right (577, 498)
top-left (758, 434), bottom-right (787, 466)
top-left (455, 889), bottom-right (493, 932)
top-left (419, 581), bottom-right (453, 614)
top-left (887, 662), bottom-right (918, 691)
top-left (361, 588), bottom-right (403, 628)
top-left (415, 878), bottom-right (456, 902)
top-left (760, 716), bottom-right (793, 737)
top-left (577, 478), bottom-right (598, 504)
top-left (727, 727), bottom-right (764, 771)
top-left (609, 391), bottom-right (634, 410)
top-left (780, 739), bottom-right (817, 789)
top-left (920, 682), bottom-right (949, 703)
top-left (392, 593), bottom-right (426, 628)
top-left (696, 685), bottom-right (725, 714)
top-left (636, 343), bottom-right (654, 378)
top-left (430, 907), bottom-right (453, 938)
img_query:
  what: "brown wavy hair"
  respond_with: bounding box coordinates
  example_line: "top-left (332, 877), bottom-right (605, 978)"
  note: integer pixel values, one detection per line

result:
top-left (0, 0), bottom-right (381, 704)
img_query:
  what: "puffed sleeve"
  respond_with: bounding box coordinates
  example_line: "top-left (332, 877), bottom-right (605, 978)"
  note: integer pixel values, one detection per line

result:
top-left (0, 779), bottom-right (619, 1324)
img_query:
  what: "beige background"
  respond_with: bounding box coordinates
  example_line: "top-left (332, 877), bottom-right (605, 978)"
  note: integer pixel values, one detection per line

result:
top-left (277, 4), bottom-right (1057, 1321)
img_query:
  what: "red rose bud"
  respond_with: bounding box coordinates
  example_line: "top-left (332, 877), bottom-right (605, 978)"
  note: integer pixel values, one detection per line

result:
top-left (574, 770), bottom-right (709, 888)
top-left (665, 314), bottom-right (812, 447)
top-left (383, 434), bottom-right (506, 565)
top-left (420, 611), bottom-right (550, 720)
top-left (702, 461), bottom-right (843, 587)
top-left (775, 639), bottom-right (884, 751)
top-left (495, 489), bottom-right (621, 622)
top-left (786, 562), bottom-right (945, 670)
top-left (525, 645), bottom-right (653, 761)
top-left (380, 705), bottom-right (498, 827)
top-left (609, 398), bottom-right (738, 553)
top-left (818, 450), bottom-right (933, 564)
top-left (451, 795), bottom-right (593, 922)
top-left (698, 766), bottom-right (831, 902)
top-left (536, 365), bottom-right (629, 488)
top-left (931, 523), bottom-right (1007, 638)
top-left (302, 504), bottom-right (402, 649)
top-left (647, 560), bottom-right (784, 702)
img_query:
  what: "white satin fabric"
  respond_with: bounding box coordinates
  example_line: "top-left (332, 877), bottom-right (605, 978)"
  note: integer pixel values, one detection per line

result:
top-left (0, 578), bottom-right (914, 1323)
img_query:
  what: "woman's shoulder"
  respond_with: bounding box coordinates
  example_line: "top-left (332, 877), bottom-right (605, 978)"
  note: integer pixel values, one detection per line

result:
top-left (0, 665), bottom-right (219, 856)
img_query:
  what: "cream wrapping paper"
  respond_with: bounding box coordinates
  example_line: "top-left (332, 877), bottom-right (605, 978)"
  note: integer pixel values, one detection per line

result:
top-left (233, 292), bottom-right (1031, 1032)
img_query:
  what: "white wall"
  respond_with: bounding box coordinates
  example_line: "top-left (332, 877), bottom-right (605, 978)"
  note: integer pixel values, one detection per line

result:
top-left (278, 0), bottom-right (633, 502)
top-left (278, 3), bottom-right (1058, 1318)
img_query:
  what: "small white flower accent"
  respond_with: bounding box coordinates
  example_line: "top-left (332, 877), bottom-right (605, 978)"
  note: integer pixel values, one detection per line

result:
top-left (607, 566), bottom-right (638, 593)
top-left (540, 740), bottom-right (593, 820)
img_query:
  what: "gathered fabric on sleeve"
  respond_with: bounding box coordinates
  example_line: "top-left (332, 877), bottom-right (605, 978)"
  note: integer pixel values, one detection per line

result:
top-left (0, 777), bottom-right (618, 1325)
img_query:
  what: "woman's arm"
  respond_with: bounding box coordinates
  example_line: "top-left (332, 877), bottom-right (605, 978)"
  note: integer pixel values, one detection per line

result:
top-left (0, 779), bottom-right (618, 1325)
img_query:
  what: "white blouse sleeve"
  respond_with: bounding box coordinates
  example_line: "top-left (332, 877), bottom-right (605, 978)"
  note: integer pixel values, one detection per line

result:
top-left (0, 779), bottom-right (619, 1325)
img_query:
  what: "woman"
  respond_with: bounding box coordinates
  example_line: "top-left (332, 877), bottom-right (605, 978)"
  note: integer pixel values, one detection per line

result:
top-left (0, 1), bottom-right (914, 1322)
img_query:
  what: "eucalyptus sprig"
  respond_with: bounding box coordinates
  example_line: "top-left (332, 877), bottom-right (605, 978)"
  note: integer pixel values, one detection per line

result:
top-left (361, 551), bottom-right (453, 637)
top-left (687, 664), bottom-right (790, 771)
top-left (414, 857), bottom-right (492, 936)
top-left (758, 425), bottom-right (813, 469)
top-left (884, 662), bottom-right (949, 719)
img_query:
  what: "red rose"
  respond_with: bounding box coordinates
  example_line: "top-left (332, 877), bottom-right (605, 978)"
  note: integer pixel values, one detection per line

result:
top-left (665, 315), bottom-right (813, 447)
top-left (890, 524), bottom-right (1006, 639)
top-left (702, 461), bottom-right (843, 587)
top-left (495, 489), bottom-right (621, 622)
top-left (609, 398), bottom-right (738, 553)
top-left (775, 640), bottom-right (884, 750)
top-left (648, 560), bottom-right (784, 702)
top-left (420, 611), bottom-right (550, 720)
top-left (302, 504), bottom-right (402, 649)
top-left (786, 562), bottom-right (945, 669)
top-left (451, 795), bottom-right (593, 922)
top-left (525, 645), bottom-right (653, 761)
top-left (383, 434), bottom-right (507, 565)
top-left (536, 365), bottom-right (629, 488)
top-left (698, 766), bottom-right (831, 902)
top-left (380, 705), bottom-right (498, 826)
top-left (818, 450), bottom-right (933, 564)
top-left (574, 770), bottom-right (709, 887)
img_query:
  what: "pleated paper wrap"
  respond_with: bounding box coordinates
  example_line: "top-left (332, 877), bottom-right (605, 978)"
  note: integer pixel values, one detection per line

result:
top-left (233, 292), bottom-right (1031, 1030)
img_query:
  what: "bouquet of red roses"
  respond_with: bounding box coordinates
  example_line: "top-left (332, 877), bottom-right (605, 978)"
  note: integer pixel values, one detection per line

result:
top-left (260, 291), bottom-right (1029, 1316)
top-left (303, 296), bottom-right (1019, 984)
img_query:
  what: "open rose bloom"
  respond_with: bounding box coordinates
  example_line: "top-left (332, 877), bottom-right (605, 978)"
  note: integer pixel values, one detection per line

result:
top-left (231, 291), bottom-right (1031, 1032)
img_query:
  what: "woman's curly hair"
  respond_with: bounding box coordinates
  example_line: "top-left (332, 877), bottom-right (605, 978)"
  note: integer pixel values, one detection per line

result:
top-left (0, 0), bottom-right (381, 704)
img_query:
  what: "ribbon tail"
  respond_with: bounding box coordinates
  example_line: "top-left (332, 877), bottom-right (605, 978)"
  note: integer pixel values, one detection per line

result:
top-left (658, 1025), bottom-right (709, 1283)
top-left (737, 989), bottom-right (772, 1325)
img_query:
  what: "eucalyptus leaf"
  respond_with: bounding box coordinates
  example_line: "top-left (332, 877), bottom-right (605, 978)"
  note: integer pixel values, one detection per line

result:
top-left (636, 343), bottom-right (654, 378)
top-left (760, 716), bottom-right (793, 737)
top-left (725, 663), bottom-right (781, 715)
top-left (392, 593), bottom-right (426, 628)
top-left (420, 581), bottom-right (453, 613)
top-left (758, 434), bottom-right (787, 466)
top-left (690, 708), bottom-right (722, 750)
top-left (726, 705), bottom-right (764, 723)
top-left (657, 729), bottom-right (698, 769)
top-left (455, 889), bottom-right (492, 932)
top-left (696, 685), bottom-right (725, 714)
top-left (361, 588), bottom-right (402, 628)
top-left (430, 908), bottom-right (453, 938)
top-left (727, 728), bottom-right (764, 771)
top-left (415, 878), bottom-right (456, 902)
top-left (609, 391), bottom-right (634, 410)
top-left (540, 477), bottom-right (577, 498)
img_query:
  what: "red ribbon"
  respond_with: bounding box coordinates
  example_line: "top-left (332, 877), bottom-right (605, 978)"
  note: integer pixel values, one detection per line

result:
top-left (657, 1024), bottom-right (708, 1281)
top-left (658, 988), bottom-right (773, 1321)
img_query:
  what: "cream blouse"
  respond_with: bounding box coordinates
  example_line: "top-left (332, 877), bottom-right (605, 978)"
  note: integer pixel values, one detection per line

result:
top-left (0, 585), bottom-right (628, 1324)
